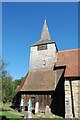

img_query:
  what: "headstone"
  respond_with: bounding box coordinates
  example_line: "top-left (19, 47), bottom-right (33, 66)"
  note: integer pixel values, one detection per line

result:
top-left (24, 106), bottom-right (28, 119)
top-left (27, 98), bottom-right (33, 118)
top-left (24, 111), bottom-right (28, 119)
top-left (28, 110), bottom-right (32, 118)
top-left (20, 98), bottom-right (24, 111)
top-left (35, 102), bottom-right (39, 114)
top-left (28, 98), bottom-right (32, 111)
top-left (45, 105), bottom-right (52, 118)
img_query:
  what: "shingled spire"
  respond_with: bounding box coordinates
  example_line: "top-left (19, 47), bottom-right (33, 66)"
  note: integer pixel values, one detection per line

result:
top-left (40, 19), bottom-right (51, 40)
top-left (31, 19), bottom-right (54, 46)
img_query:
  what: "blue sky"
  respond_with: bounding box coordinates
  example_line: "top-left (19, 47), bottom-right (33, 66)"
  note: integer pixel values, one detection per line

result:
top-left (2, 2), bottom-right (78, 79)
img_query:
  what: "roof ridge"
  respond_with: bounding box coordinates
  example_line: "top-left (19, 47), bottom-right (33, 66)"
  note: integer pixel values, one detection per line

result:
top-left (58, 48), bottom-right (80, 52)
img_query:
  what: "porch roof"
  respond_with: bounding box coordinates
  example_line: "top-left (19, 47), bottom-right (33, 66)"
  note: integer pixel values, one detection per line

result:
top-left (17, 69), bottom-right (64, 92)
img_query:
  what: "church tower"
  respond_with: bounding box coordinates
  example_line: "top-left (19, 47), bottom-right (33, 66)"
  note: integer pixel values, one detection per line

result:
top-left (30, 19), bottom-right (58, 70)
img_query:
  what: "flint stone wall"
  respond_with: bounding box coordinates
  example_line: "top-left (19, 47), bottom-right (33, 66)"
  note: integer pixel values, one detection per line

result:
top-left (65, 79), bottom-right (80, 118)
top-left (30, 43), bottom-right (57, 70)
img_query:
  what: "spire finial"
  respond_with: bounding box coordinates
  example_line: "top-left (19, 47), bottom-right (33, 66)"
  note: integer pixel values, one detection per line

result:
top-left (44, 17), bottom-right (46, 23)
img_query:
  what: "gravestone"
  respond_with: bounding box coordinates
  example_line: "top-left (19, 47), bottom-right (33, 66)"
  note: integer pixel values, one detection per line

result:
top-left (24, 111), bottom-right (28, 119)
top-left (35, 102), bottom-right (39, 114)
top-left (45, 105), bottom-right (52, 118)
top-left (20, 98), bottom-right (24, 111)
top-left (28, 111), bottom-right (32, 118)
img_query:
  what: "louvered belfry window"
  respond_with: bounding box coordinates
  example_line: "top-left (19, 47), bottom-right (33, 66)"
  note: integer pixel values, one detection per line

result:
top-left (37, 44), bottom-right (47, 51)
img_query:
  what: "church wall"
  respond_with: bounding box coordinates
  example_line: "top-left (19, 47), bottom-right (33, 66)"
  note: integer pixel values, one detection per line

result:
top-left (65, 79), bottom-right (80, 118)
top-left (78, 80), bottom-right (80, 118)
top-left (30, 43), bottom-right (57, 70)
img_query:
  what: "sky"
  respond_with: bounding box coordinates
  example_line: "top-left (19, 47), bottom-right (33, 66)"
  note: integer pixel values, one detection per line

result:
top-left (2, 2), bottom-right (78, 80)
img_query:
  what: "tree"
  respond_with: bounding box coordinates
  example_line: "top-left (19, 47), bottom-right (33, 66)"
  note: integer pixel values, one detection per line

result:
top-left (1, 59), bottom-right (24, 103)
top-left (14, 77), bottom-right (24, 88)
top-left (1, 60), bottom-right (14, 103)
top-left (12, 78), bottom-right (23, 100)
top-left (2, 60), bottom-right (9, 78)
top-left (2, 76), bottom-right (13, 103)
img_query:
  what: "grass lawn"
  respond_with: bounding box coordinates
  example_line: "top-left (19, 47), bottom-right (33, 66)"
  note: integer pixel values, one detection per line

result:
top-left (0, 103), bottom-right (24, 120)
top-left (0, 111), bottom-right (23, 119)
top-left (0, 103), bottom-right (63, 119)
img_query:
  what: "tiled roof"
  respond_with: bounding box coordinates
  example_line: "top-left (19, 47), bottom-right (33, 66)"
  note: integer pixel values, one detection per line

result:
top-left (17, 69), bottom-right (64, 92)
top-left (56, 48), bottom-right (80, 77)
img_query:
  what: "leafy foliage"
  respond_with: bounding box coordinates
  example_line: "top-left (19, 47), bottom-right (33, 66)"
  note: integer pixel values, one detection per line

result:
top-left (14, 77), bottom-right (23, 88)
top-left (1, 60), bottom-right (23, 103)
top-left (2, 77), bottom-right (14, 103)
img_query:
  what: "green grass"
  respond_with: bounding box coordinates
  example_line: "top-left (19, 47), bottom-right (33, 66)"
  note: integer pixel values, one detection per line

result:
top-left (0, 111), bottom-right (23, 118)
top-left (0, 103), bottom-right (24, 119)
top-left (33, 112), bottom-right (62, 119)
top-left (0, 103), bottom-right (63, 119)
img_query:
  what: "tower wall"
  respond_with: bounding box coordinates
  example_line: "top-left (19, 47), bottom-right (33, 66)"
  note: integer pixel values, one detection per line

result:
top-left (30, 43), bottom-right (57, 70)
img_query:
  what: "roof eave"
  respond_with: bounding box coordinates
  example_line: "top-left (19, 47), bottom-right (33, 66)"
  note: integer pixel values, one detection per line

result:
top-left (31, 41), bottom-right (55, 47)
